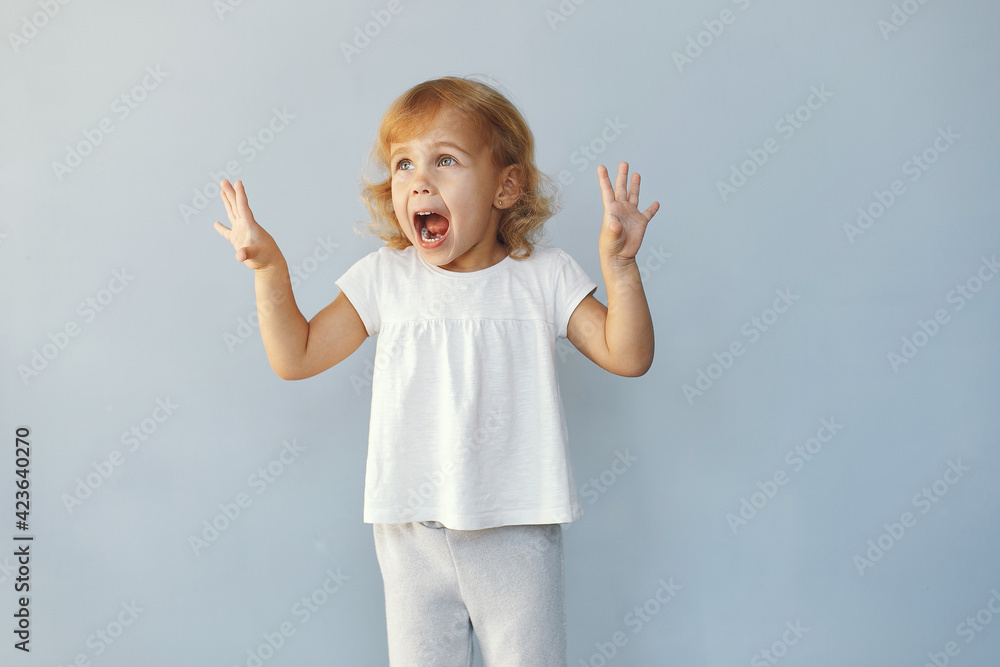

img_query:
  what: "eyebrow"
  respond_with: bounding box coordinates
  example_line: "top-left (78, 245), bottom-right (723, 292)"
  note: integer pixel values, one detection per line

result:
top-left (389, 141), bottom-right (470, 162)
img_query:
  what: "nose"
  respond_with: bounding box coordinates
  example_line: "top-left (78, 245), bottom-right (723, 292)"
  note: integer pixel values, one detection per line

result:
top-left (409, 163), bottom-right (434, 195)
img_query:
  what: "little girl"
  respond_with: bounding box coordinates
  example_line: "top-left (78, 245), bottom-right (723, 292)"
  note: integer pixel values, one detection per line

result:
top-left (215, 77), bottom-right (658, 666)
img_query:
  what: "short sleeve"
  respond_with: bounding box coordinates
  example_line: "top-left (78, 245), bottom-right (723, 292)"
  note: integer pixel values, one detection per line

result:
top-left (553, 250), bottom-right (597, 338)
top-left (335, 250), bottom-right (381, 336)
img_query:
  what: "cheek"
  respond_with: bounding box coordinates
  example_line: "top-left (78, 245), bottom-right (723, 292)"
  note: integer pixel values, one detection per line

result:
top-left (390, 191), bottom-right (406, 223)
top-left (395, 211), bottom-right (411, 238)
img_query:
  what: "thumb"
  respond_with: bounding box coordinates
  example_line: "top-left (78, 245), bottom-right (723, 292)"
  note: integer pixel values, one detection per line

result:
top-left (236, 245), bottom-right (256, 263)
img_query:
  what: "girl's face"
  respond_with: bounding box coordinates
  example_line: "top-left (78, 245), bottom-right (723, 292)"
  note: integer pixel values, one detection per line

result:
top-left (390, 107), bottom-right (509, 272)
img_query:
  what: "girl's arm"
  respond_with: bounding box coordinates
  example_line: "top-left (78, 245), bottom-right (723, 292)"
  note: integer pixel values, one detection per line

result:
top-left (567, 162), bottom-right (659, 377)
top-left (214, 180), bottom-right (368, 380)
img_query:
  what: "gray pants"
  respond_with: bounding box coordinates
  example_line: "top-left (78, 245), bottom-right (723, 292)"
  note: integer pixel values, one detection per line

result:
top-left (373, 521), bottom-right (567, 666)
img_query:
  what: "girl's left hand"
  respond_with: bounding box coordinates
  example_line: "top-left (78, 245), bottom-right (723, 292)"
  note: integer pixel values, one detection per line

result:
top-left (597, 162), bottom-right (659, 263)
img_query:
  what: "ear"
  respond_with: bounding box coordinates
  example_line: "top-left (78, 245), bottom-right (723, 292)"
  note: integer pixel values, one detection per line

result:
top-left (495, 164), bottom-right (525, 209)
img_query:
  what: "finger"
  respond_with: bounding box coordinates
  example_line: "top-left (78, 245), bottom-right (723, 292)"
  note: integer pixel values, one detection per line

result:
top-left (615, 162), bottom-right (629, 199)
top-left (220, 180), bottom-right (239, 223)
top-left (221, 188), bottom-right (236, 224)
top-left (234, 180), bottom-right (253, 222)
top-left (643, 201), bottom-right (660, 221)
top-left (235, 246), bottom-right (251, 263)
top-left (597, 165), bottom-right (615, 206)
top-left (628, 172), bottom-right (641, 206)
top-left (220, 178), bottom-right (235, 205)
top-left (239, 243), bottom-right (260, 264)
top-left (213, 220), bottom-right (232, 239)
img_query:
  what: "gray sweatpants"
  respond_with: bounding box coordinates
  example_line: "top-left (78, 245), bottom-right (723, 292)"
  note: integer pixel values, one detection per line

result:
top-left (373, 521), bottom-right (567, 666)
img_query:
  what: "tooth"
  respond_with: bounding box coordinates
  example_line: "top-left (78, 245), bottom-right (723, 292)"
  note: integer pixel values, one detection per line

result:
top-left (420, 226), bottom-right (442, 242)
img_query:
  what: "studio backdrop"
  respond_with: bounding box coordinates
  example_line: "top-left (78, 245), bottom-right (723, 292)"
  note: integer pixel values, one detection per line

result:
top-left (2, 0), bottom-right (999, 665)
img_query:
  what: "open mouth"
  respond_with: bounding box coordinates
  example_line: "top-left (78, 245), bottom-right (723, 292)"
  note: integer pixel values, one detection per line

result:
top-left (414, 210), bottom-right (450, 248)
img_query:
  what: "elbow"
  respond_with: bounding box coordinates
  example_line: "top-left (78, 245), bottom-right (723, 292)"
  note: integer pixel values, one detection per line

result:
top-left (604, 336), bottom-right (654, 377)
top-left (616, 362), bottom-right (652, 378)
top-left (272, 367), bottom-right (299, 381)
top-left (271, 358), bottom-right (337, 381)
top-left (271, 361), bottom-right (306, 381)
top-left (622, 347), bottom-right (655, 377)
top-left (609, 352), bottom-right (654, 378)
top-left (266, 347), bottom-right (313, 380)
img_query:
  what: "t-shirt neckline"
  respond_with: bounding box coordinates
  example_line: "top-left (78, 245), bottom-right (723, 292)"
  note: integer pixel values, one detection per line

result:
top-left (414, 248), bottom-right (513, 278)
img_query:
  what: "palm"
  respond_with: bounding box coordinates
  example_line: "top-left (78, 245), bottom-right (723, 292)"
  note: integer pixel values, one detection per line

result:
top-left (214, 180), bottom-right (273, 270)
top-left (598, 163), bottom-right (659, 262)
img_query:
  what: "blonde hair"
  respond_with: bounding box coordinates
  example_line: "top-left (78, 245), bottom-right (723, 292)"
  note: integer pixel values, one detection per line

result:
top-left (360, 77), bottom-right (558, 259)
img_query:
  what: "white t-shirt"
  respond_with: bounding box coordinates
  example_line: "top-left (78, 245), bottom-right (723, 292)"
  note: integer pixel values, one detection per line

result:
top-left (335, 245), bottom-right (597, 530)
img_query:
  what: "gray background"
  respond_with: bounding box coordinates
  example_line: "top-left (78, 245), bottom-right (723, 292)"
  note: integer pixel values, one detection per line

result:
top-left (3, 0), bottom-right (999, 665)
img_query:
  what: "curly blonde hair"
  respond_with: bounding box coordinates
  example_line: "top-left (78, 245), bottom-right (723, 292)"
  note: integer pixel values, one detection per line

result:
top-left (360, 77), bottom-right (558, 259)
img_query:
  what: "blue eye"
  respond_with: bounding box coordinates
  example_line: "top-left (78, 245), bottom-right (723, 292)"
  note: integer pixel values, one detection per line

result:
top-left (395, 159), bottom-right (413, 171)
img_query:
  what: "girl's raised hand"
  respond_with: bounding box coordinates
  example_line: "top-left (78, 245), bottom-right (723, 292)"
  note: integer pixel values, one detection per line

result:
top-left (213, 180), bottom-right (280, 270)
top-left (597, 162), bottom-right (659, 264)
